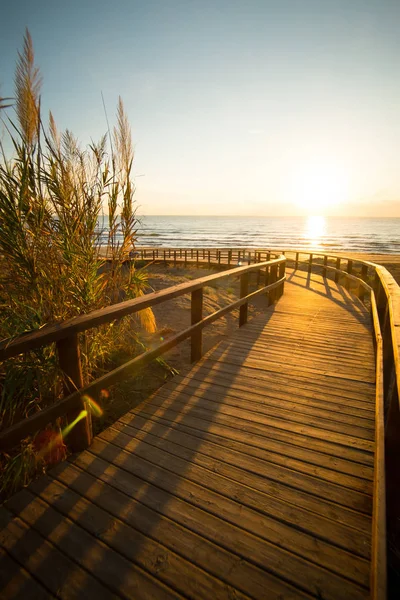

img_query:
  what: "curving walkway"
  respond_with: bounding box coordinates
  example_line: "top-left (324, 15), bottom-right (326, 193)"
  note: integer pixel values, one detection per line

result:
top-left (0, 270), bottom-right (376, 599)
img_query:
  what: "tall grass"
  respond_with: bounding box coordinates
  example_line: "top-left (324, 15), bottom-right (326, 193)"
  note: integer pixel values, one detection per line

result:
top-left (0, 30), bottom-right (155, 496)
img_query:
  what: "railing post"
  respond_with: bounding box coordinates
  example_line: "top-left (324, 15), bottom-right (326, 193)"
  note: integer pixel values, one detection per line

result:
top-left (228, 250), bottom-right (232, 266)
top-left (295, 252), bottom-right (299, 270)
top-left (191, 288), bottom-right (203, 362)
top-left (345, 259), bottom-right (353, 291)
top-left (57, 334), bottom-right (92, 452)
top-left (359, 264), bottom-right (368, 301)
top-left (322, 255), bottom-right (328, 278)
top-left (152, 250), bottom-right (155, 261)
top-left (335, 258), bottom-right (341, 283)
top-left (267, 252), bottom-right (271, 262)
top-left (308, 253), bottom-right (313, 274)
top-left (163, 250), bottom-right (166, 263)
top-left (264, 265), bottom-right (270, 290)
top-left (278, 260), bottom-right (285, 298)
top-left (239, 272), bottom-right (249, 327)
top-left (268, 264), bottom-right (278, 306)
top-left (184, 250), bottom-right (187, 268)
top-left (218, 250), bottom-right (221, 266)
top-left (196, 250), bottom-right (199, 269)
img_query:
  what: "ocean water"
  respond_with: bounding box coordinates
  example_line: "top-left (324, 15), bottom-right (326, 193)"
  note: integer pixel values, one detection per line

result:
top-left (98, 215), bottom-right (400, 254)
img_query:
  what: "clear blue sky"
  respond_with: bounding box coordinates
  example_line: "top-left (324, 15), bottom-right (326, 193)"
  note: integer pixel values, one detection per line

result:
top-left (1, 0), bottom-right (400, 216)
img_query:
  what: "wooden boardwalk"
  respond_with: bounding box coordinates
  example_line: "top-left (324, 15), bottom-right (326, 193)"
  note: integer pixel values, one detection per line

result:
top-left (0, 270), bottom-right (377, 599)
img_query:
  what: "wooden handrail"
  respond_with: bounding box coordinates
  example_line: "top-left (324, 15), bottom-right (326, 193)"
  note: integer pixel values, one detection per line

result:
top-left (0, 256), bottom-right (284, 361)
top-left (370, 292), bottom-right (387, 600)
top-left (0, 256), bottom-right (286, 451)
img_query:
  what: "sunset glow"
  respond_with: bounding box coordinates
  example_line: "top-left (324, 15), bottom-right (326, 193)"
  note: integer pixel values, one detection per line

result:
top-left (290, 164), bottom-right (350, 215)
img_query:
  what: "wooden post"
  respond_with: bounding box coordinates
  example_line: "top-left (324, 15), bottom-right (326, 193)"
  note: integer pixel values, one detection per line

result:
top-left (184, 250), bottom-right (187, 268)
top-left (174, 250), bottom-right (177, 267)
top-left (256, 267), bottom-right (261, 287)
top-left (308, 253), bottom-right (313, 274)
top-left (257, 252), bottom-right (261, 263)
top-left (152, 250), bottom-right (155, 261)
top-left (359, 264), bottom-right (368, 300)
top-left (345, 259), bottom-right (353, 291)
top-left (278, 260), bottom-right (285, 298)
top-left (239, 272), bottom-right (249, 327)
top-left (268, 264), bottom-right (278, 306)
top-left (196, 250), bottom-right (199, 269)
top-left (191, 249), bottom-right (194, 259)
top-left (267, 252), bottom-right (271, 262)
top-left (208, 250), bottom-right (211, 268)
top-left (163, 250), bottom-right (166, 263)
top-left (264, 266), bottom-right (270, 290)
top-left (202, 249), bottom-right (205, 259)
top-left (335, 258), bottom-right (341, 283)
top-left (295, 252), bottom-right (299, 270)
top-left (57, 335), bottom-right (92, 452)
top-left (228, 250), bottom-right (232, 266)
top-left (191, 288), bottom-right (203, 362)
top-left (322, 255), bottom-right (328, 278)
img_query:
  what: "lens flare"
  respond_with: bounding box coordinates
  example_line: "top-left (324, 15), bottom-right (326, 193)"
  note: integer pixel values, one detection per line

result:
top-left (61, 410), bottom-right (88, 438)
top-left (82, 395), bottom-right (104, 417)
top-left (34, 430), bottom-right (66, 465)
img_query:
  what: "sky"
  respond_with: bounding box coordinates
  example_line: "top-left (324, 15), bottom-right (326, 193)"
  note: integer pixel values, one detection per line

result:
top-left (1, 0), bottom-right (400, 217)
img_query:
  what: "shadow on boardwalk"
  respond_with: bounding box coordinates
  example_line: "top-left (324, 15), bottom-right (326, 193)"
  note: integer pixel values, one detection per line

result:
top-left (0, 269), bottom-right (375, 598)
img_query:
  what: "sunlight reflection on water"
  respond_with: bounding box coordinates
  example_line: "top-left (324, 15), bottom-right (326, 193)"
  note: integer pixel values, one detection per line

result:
top-left (305, 215), bottom-right (326, 248)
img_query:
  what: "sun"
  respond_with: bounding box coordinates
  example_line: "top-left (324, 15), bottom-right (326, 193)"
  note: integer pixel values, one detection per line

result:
top-left (289, 163), bottom-right (350, 214)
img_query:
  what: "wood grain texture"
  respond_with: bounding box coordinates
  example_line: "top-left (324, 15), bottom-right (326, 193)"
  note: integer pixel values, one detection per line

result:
top-left (0, 269), bottom-right (379, 599)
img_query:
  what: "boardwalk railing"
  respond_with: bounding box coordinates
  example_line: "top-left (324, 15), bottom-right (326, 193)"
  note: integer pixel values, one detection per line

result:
top-left (0, 254), bottom-right (285, 454)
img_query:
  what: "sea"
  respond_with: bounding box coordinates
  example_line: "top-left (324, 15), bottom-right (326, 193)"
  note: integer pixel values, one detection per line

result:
top-left (97, 215), bottom-right (400, 254)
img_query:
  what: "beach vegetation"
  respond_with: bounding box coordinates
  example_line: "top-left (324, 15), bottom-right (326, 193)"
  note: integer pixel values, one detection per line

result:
top-left (0, 29), bottom-right (155, 498)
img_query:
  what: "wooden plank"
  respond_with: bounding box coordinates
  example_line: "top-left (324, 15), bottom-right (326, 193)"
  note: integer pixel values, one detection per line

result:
top-left (5, 490), bottom-right (184, 600)
top-left (135, 390), bottom-right (374, 456)
top-left (16, 484), bottom-right (246, 600)
top-left (0, 548), bottom-right (53, 599)
top-left (91, 431), bottom-right (372, 565)
top-left (152, 385), bottom-right (375, 441)
top-left (115, 410), bottom-right (373, 524)
top-left (111, 414), bottom-right (372, 516)
top-left (189, 361), bottom-right (376, 406)
top-left (35, 468), bottom-right (310, 600)
top-left (169, 372), bottom-right (375, 424)
top-left (73, 450), bottom-right (370, 598)
top-left (0, 508), bottom-right (116, 599)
